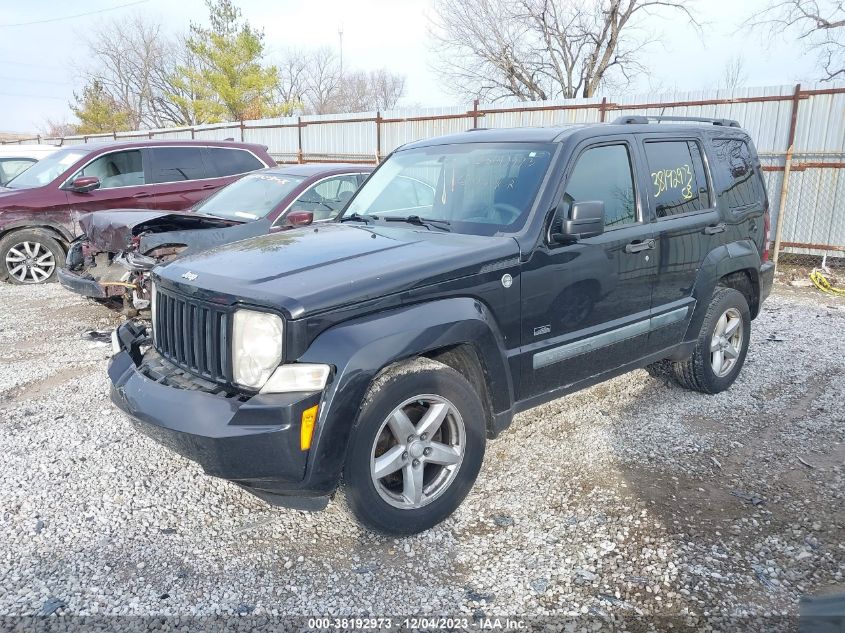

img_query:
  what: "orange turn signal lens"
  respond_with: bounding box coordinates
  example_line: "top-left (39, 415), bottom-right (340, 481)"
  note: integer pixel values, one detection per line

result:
top-left (300, 405), bottom-right (318, 451)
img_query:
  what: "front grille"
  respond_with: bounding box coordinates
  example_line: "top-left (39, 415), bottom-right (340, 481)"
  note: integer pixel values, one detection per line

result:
top-left (154, 287), bottom-right (230, 384)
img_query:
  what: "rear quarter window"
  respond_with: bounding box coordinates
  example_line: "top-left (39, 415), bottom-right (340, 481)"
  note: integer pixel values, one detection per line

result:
top-left (643, 140), bottom-right (710, 218)
top-left (710, 138), bottom-right (764, 209)
top-left (205, 148), bottom-right (265, 177)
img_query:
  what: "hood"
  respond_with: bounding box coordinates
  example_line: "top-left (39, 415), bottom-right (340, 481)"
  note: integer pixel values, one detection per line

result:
top-left (80, 209), bottom-right (241, 252)
top-left (138, 218), bottom-right (271, 258)
top-left (156, 223), bottom-right (520, 318)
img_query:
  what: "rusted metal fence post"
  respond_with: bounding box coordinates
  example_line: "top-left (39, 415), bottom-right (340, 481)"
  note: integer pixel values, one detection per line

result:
top-left (297, 116), bottom-right (303, 164)
top-left (471, 99), bottom-right (479, 129)
top-left (375, 110), bottom-right (382, 162)
top-left (599, 97), bottom-right (607, 122)
top-left (773, 84), bottom-right (802, 266)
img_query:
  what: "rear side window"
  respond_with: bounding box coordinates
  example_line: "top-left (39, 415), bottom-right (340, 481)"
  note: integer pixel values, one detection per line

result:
top-left (564, 144), bottom-right (636, 228)
top-left (711, 138), bottom-right (763, 209)
top-left (643, 140), bottom-right (710, 218)
top-left (150, 147), bottom-right (209, 183)
top-left (205, 148), bottom-right (265, 177)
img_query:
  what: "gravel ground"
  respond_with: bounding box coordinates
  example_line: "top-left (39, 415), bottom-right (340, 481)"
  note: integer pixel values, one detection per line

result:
top-left (0, 282), bottom-right (843, 631)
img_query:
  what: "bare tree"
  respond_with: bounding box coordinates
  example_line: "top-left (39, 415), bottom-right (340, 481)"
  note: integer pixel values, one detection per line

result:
top-left (748, 0), bottom-right (845, 81)
top-left (721, 56), bottom-right (748, 90)
top-left (38, 118), bottom-right (76, 138)
top-left (303, 47), bottom-right (345, 114)
top-left (82, 14), bottom-right (206, 127)
top-left (275, 48), bottom-right (311, 109)
top-left (429, 0), bottom-right (698, 100)
top-left (277, 47), bottom-right (406, 114)
top-left (367, 69), bottom-right (406, 110)
top-left (152, 36), bottom-right (210, 126)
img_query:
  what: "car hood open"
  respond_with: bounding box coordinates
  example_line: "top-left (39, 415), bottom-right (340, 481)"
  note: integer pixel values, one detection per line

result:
top-left (80, 209), bottom-right (243, 252)
top-left (156, 222), bottom-right (520, 318)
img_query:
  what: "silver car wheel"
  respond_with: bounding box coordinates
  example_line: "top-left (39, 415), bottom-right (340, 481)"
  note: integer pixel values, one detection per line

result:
top-left (370, 394), bottom-right (466, 510)
top-left (710, 307), bottom-right (743, 378)
top-left (5, 241), bottom-right (55, 284)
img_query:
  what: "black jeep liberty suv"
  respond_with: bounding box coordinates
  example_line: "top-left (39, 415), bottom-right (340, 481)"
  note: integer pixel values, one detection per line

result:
top-left (109, 116), bottom-right (775, 535)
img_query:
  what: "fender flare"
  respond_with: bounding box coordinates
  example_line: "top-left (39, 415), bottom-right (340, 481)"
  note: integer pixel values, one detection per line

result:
top-left (0, 219), bottom-right (73, 245)
top-left (685, 239), bottom-right (762, 340)
top-left (296, 297), bottom-right (512, 493)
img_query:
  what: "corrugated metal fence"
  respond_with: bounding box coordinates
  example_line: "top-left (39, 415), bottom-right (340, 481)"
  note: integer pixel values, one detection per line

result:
top-left (6, 83), bottom-right (845, 259)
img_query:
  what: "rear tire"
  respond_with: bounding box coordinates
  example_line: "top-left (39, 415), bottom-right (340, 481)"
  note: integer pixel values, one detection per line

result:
top-left (671, 287), bottom-right (751, 394)
top-left (0, 229), bottom-right (65, 285)
top-left (344, 358), bottom-right (486, 535)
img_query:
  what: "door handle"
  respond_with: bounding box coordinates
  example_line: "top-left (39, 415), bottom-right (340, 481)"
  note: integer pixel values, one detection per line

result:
top-left (625, 238), bottom-right (655, 254)
top-left (201, 184), bottom-right (216, 190)
top-left (133, 192), bottom-right (153, 198)
top-left (703, 222), bottom-right (726, 235)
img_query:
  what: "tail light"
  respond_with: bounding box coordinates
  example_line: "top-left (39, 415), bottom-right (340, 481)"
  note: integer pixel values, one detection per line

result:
top-left (762, 209), bottom-right (771, 263)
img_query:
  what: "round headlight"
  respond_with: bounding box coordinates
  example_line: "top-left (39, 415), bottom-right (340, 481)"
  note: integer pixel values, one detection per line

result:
top-left (232, 309), bottom-right (284, 389)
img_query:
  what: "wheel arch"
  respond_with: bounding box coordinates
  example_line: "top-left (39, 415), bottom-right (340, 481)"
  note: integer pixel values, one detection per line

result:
top-left (296, 297), bottom-right (513, 494)
top-left (423, 343), bottom-right (496, 437)
top-left (0, 222), bottom-right (72, 251)
top-left (685, 240), bottom-right (763, 341)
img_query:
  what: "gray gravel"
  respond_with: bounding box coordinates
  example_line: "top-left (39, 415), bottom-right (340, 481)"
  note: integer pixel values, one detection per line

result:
top-left (0, 282), bottom-right (843, 628)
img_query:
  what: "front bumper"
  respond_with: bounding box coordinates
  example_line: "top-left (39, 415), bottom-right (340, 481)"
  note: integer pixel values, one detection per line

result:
top-left (108, 322), bottom-right (330, 510)
top-left (58, 266), bottom-right (108, 299)
top-left (760, 261), bottom-right (775, 304)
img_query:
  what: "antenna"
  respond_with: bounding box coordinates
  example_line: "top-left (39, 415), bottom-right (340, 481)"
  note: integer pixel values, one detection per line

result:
top-left (338, 23), bottom-right (344, 75)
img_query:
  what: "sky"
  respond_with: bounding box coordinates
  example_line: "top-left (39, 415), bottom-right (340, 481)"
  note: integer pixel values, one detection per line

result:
top-left (0, 0), bottom-right (826, 134)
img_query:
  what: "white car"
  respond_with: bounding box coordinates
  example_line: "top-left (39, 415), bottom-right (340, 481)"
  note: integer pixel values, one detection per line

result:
top-left (0, 144), bottom-right (59, 187)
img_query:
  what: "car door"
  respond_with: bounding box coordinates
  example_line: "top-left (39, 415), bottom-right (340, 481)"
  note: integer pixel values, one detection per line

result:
top-left (519, 137), bottom-right (657, 399)
top-left (145, 146), bottom-right (219, 210)
top-left (638, 135), bottom-right (722, 351)
top-left (63, 148), bottom-right (154, 212)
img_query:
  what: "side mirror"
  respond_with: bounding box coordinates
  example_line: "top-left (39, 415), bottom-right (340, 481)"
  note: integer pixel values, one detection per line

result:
top-left (68, 176), bottom-right (100, 193)
top-left (284, 211), bottom-right (314, 228)
top-left (551, 200), bottom-right (605, 243)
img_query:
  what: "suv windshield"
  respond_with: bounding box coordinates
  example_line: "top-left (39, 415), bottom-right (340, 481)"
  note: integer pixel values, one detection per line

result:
top-left (343, 142), bottom-right (554, 235)
top-left (6, 148), bottom-right (87, 189)
top-left (194, 172), bottom-right (305, 221)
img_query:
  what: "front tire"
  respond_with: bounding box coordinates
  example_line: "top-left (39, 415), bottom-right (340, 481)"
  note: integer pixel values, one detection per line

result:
top-left (671, 287), bottom-right (751, 394)
top-left (0, 229), bottom-right (65, 285)
top-left (344, 358), bottom-right (486, 535)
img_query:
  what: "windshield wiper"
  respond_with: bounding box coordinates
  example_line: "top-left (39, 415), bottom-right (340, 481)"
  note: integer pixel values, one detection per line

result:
top-left (383, 215), bottom-right (451, 232)
top-left (340, 212), bottom-right (377, 224)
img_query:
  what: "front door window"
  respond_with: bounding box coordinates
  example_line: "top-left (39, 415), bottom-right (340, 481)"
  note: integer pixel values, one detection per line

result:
top-left (75, 150), bottom-right (145, 189)
top-left (563, 144), bottom-right (637, 228)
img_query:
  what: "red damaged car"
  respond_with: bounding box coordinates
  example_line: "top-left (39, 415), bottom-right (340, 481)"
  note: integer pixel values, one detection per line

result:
top-left (58, 164), bottom-right (373, 313)
top-left (0, 140), bottom-right (275, 284)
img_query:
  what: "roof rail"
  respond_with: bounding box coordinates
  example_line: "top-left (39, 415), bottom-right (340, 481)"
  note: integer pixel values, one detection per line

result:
top-left (612, 115), bottom-right (741, 128)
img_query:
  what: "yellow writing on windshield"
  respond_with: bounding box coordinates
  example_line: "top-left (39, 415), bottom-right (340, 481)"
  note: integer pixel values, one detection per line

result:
top-left (652, 164), bottom-right (693, 200)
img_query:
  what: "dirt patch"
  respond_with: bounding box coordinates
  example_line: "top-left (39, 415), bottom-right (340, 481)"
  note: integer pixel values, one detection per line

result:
top-left (0, 362), bottom-right (99, 410)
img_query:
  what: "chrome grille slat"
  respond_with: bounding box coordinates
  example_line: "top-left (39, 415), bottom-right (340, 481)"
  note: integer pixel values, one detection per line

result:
top-left (153, 288), bottom-right (228, 384)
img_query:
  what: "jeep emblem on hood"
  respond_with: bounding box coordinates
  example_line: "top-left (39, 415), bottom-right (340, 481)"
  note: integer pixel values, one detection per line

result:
top-left (181, 271), bottom-right (198, 281)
